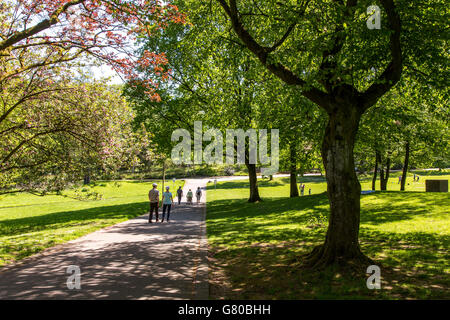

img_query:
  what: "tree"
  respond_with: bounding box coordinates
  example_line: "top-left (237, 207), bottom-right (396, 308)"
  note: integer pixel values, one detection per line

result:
top-left (214, 0), bottom-right (447, 268)
top-left (1, 0), bottom-right (186, 192)
top-left (0, 0), bottom-right (184, 98)
top-left (356, 77), bottom-right (449, 191)
top-left (0, 78), bottom-right (137, 194)
top-left (126, 1), bottom-right (286, 202)
top-left (260, 84), bottom-right (326, 197)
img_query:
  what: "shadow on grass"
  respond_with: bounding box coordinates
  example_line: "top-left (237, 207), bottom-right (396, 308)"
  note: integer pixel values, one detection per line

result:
top-left (360, 191), bottom-right (449, 225)
top-left (207, 191), bottom-right (450, 299)
top-left (207, 194), bottom-right (330, 245)
top-left (209, 229), bottom-right (449, 299)
top-left (0, 202), bottom-right (149, 237)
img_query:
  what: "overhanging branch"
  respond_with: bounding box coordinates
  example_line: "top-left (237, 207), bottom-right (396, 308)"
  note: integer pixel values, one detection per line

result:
top-left (361, 0), bottom-right (403, 111)
top-left (216, 0), bottom-right (331, 109)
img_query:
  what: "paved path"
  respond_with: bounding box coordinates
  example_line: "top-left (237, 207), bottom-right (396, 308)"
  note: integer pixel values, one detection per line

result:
top-left (0, 178), bottom-right (210, 300)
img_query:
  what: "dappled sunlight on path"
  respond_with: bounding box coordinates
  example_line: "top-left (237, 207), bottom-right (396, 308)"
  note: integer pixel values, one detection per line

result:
top-left (0, 179), bottom-right (209, 300)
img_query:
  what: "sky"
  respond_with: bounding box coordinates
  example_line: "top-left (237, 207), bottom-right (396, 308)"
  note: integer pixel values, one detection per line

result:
top-left (90, 64), bottom-right (125, 85)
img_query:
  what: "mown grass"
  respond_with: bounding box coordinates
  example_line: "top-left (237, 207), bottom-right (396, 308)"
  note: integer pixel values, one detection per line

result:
top-left (0, 180), bottom-right (184, 267)
top-left (206, 174), bottom-right (449, 299)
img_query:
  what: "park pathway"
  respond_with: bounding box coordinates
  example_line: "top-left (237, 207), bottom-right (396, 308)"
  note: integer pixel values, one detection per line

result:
top-left (0, 178), bottom-right (210, 300)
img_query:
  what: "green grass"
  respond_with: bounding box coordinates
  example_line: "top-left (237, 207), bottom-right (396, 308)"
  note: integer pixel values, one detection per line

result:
top-left (0, 180), bottom-right (184, 267)
top-left (206, 174), bottom-right (449, 299)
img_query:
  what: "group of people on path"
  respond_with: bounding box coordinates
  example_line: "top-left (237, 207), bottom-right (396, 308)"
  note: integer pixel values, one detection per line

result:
top-left (176, 186), bottom-right (202, 205)
top-left (148, 183), bottom-right (203, 223)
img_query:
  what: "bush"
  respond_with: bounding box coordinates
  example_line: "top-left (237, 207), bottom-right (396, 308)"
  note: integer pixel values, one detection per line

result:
top-left (224, 166), bottom-right (235, 176)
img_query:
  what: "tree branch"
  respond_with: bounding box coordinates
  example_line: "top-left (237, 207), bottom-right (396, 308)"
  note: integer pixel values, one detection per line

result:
top-left (361, 0), bottom-right (402, 111)
top-left (0, 0), bottom-right (85, 51)
top-left (216, 0), bottom-right (331, 109)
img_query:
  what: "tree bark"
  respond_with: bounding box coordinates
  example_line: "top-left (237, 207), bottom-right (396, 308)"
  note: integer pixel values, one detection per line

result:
top-left (372, 150), bottom-right (381, 191)
top-left (246, 162), bottom-right (261, 202)
top-left (83, 168), bottom-right (91, 185)
top-left (380, 156), bottom-right (391, 191)
top-left (162, 159), bottom-right (166, 192)
top-left (303, 104), bottom-right (371, 269)
top-left (290, 144), bottom-right (299, 197)
top-left (400, 141), bottom-right (410, 191)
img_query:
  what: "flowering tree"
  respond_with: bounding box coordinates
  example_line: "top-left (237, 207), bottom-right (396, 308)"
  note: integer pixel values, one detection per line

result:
top-left (0, 0), bottom-right (185, 193)
top-left (0, 0), bottom-right (184, 98)
top-left (0, 77), bottom-right (136, 193)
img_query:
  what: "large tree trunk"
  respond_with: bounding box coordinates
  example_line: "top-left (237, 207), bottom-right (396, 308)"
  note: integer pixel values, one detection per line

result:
top-left (372, 150), bottom-right (380, 191)
top-left (400, 141), bottom-right (410, 191)
top-left (303, 105), bottom-right (371, 269)
top-left (246, 163), bottom-right (261, 202)
top-left (83, 168), bottom-right (91, 185)
top-left (290, 144), bottom-right (299, 197)
top-left (380, 156), bottom-right (391, 191)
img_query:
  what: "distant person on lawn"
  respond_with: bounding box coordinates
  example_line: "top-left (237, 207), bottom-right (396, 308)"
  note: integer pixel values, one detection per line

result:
top-left (196, 187), bottom-right (202, 203)
top-left (148, 183), bottom-right (159, 223)
top-left (177, 186), bottom-right (183, 204)
top-left (162, 186), bottom-right (173, 222)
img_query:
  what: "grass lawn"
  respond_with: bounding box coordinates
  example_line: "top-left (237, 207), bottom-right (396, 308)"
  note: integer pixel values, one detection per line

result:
top-left (0, 180), bottom-right (184, 267)
top-left (206, 173), bottom-right (449, 299)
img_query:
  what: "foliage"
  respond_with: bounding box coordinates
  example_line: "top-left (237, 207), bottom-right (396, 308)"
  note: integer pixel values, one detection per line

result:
top-left (0, 0), bottom-right (185, 99)
top-left (0, 79), bottom-right (145, 194)
top-left (356, 77), bottom-right (449, 173)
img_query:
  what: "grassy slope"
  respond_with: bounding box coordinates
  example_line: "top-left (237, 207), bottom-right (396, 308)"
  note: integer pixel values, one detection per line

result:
top-left (206, 174), bottom-right (450, 299)
top-left (0, 180), bottom-right (184, 266)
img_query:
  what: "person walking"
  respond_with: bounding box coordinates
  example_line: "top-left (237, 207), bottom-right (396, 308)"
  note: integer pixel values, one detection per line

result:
top-left (148, 183), bottom-right (160, 223)
top-left (196, 187), bottom-right (202, 204)
top-left (176, 186), bottom-right (183, 204)
top-left (398, 175), bottom-right (402, 184)
top-left (162, 186), bottom-right (173, 222)
top-left (186, 189), bottom-right (193, 204)
top-left (300, 184), bottom-right (305, 196)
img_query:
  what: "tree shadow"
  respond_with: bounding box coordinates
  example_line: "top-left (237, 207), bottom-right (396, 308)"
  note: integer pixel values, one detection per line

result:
top-left (207, 194), bottom-right (330, 246)
top-left (0, 202), bottom-right (150, 237)
top-left (0, 204), bottom-right (207, 299)
top-left (360, 191), bottom-right (449, 225)
top-left (207, 191), bottom-right (449, 299)
top-left (209, 229), bottom-right (449, 299)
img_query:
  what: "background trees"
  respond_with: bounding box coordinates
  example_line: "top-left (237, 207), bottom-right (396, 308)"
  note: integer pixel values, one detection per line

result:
top-left (0, 78), bottom-right (137, 194)
top-left (355, 77), bottom-right (449, 191)
top-left (125, 0), bottom-right (283, 202)
top-left (261, 84), bottom-right (326, 197)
